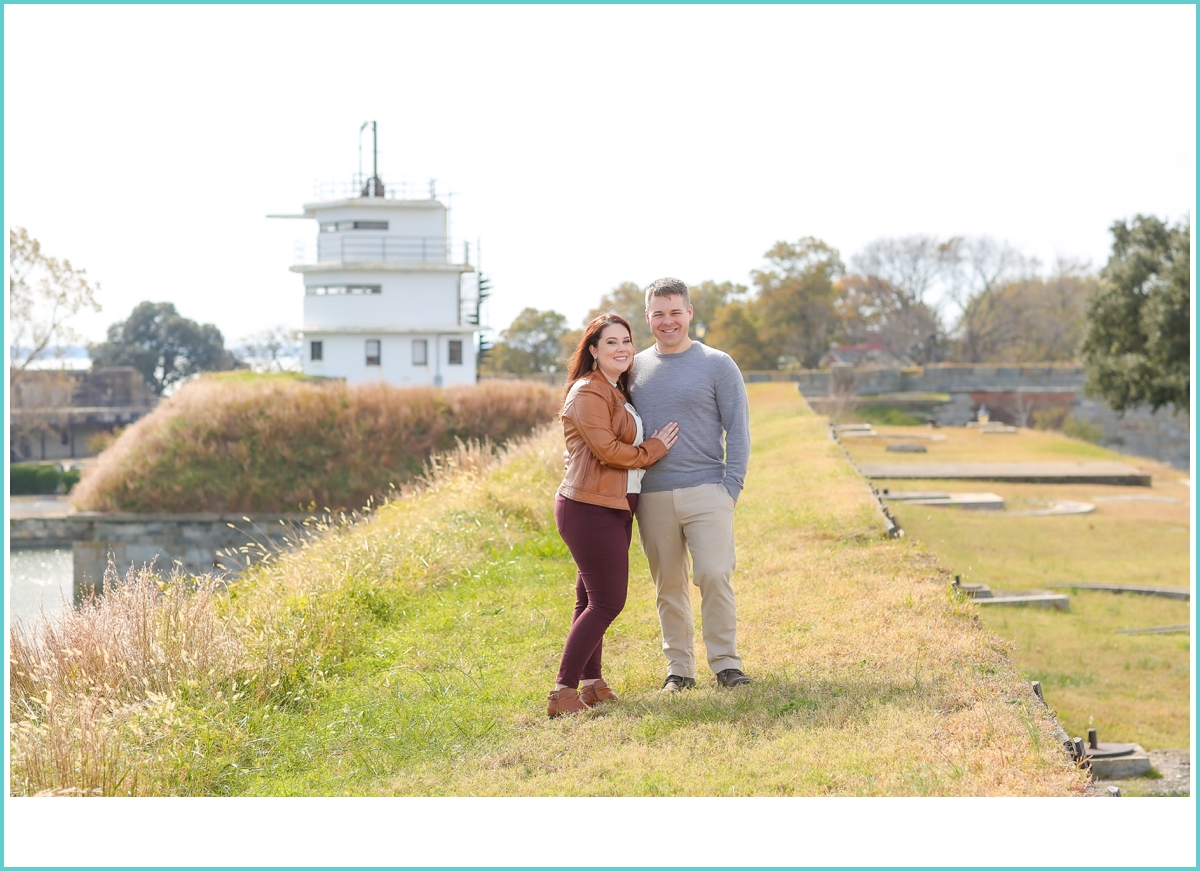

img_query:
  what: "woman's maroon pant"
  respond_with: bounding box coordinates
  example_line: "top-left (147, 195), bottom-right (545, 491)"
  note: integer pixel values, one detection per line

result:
top-left (554, 493), bottom-right (638, 688)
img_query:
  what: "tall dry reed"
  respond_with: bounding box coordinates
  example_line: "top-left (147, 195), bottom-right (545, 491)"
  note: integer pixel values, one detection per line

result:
top-left (10, 434), bottom-right (522, 795)
top-left (70, 376), bottom-right (560, 514)
top-left (9, 565), bottom-right (242, 795)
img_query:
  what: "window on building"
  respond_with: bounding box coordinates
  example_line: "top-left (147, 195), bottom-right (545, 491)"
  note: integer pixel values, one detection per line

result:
top-left (310, 341), bottom-right (323, 361)
top-left (366, 340), bottom-right (381, 366)
top-left (306, 285), bottom-right (381, 296)
top-left (412, 339), bottom-right (428, 366)
top-left (320, 221), bottom-right (390, 232)
top-left (448, 340), bottom-right (463, 365)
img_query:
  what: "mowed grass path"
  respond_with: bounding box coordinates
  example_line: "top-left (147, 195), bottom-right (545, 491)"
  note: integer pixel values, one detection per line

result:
top-left (840, 426), bottom-right (1191, 751)
top-left (211, 383), bottom-right (1083, 796)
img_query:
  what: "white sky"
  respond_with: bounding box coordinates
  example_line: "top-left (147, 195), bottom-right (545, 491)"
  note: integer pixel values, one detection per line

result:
top-left (4, 4), bottom-right (1196, 349)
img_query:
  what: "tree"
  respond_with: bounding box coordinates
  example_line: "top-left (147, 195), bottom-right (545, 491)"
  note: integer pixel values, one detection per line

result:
top-left (481, 307), bottom-right (570, 374)
top-left (586, 281), bottom-right (654, 350)
top-left (8, 228), bottom-right (102, 455)
top-left (688, 280), bottom-right (747, 343)
top-left (8, 227), bottom-right (101, 384)
top-left (833, 273), bottom-right (942, 364)
top-left (749, 238), bottom-right (844, 369)
top-left (852, 234), bottom-right (961, 307)
top-left (951, 257), bottom-right (1095, 363)
top-left (1080, 215), bottom-right (1190, 413)
top-left (705, 298), bottom-right (776, 369)
top-left (236, 324), bottom-right (303, 373)
top-left (89, 302), bottom-right (239, 395)
top-left (849, 234), bottom-right (960, 364)
top-left (948, 237), bottom-right (1034, 362)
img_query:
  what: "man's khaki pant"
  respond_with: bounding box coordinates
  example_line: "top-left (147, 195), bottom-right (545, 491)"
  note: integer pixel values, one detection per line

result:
top-left (636, 482), bottom-right (742, 678)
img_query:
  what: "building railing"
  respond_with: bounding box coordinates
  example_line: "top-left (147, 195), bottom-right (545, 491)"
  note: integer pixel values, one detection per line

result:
top-left (294, 235), bottom-right (471, 266)
top-left (311, 175), bottom-right (447, 202)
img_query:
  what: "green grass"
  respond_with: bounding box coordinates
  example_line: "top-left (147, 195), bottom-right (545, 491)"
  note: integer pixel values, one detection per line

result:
top-left (854, 407), bottom-right (927, 427)
top-left (840, 425), bottom-right (1191, 751)
top-left (984, 594), bottom-right (1189, 749)
top-left (12, 385), bottom-right (1089, 796)
top-left (207, 370), bottom-right (314, 383)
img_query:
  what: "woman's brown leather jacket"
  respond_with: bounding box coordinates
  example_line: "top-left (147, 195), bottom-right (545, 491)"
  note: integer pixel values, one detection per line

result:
top-left (558, 376), bottom-right (668, 511)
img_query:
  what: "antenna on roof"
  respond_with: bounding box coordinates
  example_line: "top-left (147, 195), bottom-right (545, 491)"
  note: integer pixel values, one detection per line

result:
top-left (358, 121), bottom-right (384, 198)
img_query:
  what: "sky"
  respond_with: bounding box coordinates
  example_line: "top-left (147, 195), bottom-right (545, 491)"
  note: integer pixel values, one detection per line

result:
top-left (4, 5), bottom-right (1195, 353)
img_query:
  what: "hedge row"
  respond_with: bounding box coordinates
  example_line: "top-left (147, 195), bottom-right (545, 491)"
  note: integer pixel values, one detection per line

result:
top-left (10, 464), bottom-right (82, 496)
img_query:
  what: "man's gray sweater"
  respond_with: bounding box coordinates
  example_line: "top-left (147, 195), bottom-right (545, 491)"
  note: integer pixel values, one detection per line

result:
top-left (629, 341), bottom-right (751, 500)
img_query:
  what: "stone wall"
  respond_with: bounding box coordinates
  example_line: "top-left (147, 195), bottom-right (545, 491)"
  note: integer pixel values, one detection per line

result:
top-left (11, 512), bottom-right (312, 601)
top-left (783, 365), bottom-right (1189, 470)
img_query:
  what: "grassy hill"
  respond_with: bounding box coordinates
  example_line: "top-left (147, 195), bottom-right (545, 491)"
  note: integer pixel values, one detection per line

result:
top-left (11, 383), bottom-right (1086, 796)
top-left (69, 374), bottom-right (561, 514)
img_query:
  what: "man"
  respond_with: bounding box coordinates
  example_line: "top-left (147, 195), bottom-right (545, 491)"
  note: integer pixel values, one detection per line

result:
top-left (630, 277), bottom-right (752, 691)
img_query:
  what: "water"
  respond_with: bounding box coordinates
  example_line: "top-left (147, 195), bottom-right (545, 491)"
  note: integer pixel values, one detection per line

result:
top-left (8, 547), bottom-right (74, 630)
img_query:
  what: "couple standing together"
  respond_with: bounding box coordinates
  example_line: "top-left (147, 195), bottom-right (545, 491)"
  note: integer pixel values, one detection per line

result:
top-left (548, 277), bottom-right (751, 716)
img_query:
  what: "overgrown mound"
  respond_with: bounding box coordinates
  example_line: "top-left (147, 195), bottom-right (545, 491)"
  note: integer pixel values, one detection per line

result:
top-left (71, 376), bottom-right (561, 513)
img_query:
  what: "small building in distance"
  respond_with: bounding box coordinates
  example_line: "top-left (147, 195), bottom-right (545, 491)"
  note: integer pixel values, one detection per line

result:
top-left (819, 342), bottom-right (911, 369)
top-left (10, 366), bottom-right (158, 462)
top-left (272, 128), bottom-right (482, 387)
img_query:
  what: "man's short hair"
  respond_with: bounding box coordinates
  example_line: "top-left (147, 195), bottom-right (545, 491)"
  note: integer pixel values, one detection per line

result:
top-left (645, 277), bottom-right (690, 310)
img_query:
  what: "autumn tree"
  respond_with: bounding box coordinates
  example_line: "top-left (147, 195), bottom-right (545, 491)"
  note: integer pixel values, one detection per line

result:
top-left (750, 238), bottom-right (843, 369)
top-left (90, 301), bottom-right (239, 395)
top-left (952, 257), bottom-right (1094, 363)
top-left (705, 299), bottom-right (776, 369)
top-left (586, 281), bottom-right (654, 350)
top-left (688, 280), bottom-right (747, 342)
top-left (833, 273), bottom-right (942, 364)
top-left (481, 307), bottom-right (570, 374)
top-left (1080, 215), bottom-right (1190, 413)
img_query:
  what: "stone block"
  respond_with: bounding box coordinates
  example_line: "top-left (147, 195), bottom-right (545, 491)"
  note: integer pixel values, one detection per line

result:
top-left (977, 592), bottom-right (1070, 611)
top-left (1089, 747), bottom-right (1152, 779)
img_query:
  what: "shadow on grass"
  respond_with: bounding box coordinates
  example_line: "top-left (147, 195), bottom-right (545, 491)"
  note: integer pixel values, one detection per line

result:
top-left (572, 672), bottom-right (937, 735)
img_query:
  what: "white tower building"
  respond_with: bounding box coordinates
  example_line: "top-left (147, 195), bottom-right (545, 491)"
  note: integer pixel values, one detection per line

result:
top-left (272, 129), bottom-right (479, 387)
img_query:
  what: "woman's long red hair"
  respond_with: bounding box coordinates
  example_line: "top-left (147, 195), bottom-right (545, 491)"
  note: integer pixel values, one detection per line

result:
top-left (564, 313), bottom-right (634, 403)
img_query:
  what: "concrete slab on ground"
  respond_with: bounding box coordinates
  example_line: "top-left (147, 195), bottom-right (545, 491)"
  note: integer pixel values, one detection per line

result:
top-left (1005, 500), bottom-right (1096, 516)
top-left (1046, 582), bottom-right (1190, 600)
top-left (883, 491), bottom-right (1005, 510)
top-left (976, 591), bottom-right (1071, 610)
top-left (1115, 625), bottom-right (1189, 635)
top-left (857, 461), bottom-right (1151, 486)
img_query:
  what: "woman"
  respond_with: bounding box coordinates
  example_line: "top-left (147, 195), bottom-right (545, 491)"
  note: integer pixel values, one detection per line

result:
top-left (547, 313), bottom-right (679, 717)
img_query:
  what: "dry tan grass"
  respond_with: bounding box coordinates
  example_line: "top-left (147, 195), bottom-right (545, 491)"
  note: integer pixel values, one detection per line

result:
top-left (11, 385), bottom-right (1090, 796)
top-left (373, 384), bottom-right (1087, 795)
top-left (9, 435), bottom-right (534, 795)
top-left (9, 567), bottom-right (242, 795)
top-left (70, 376), bottom-right (560, 513)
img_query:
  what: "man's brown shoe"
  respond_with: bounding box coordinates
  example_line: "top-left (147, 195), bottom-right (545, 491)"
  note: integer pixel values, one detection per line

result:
top-left (547, 687), bottom-right (590, 717)
top-left (579, 679), bottom-right (618, 706)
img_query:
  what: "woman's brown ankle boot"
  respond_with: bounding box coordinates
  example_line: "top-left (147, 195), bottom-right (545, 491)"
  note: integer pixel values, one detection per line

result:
top-left (547, 686), bottom-right (590, 717)
top-left (579, 678), bottom-right (618, 706)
